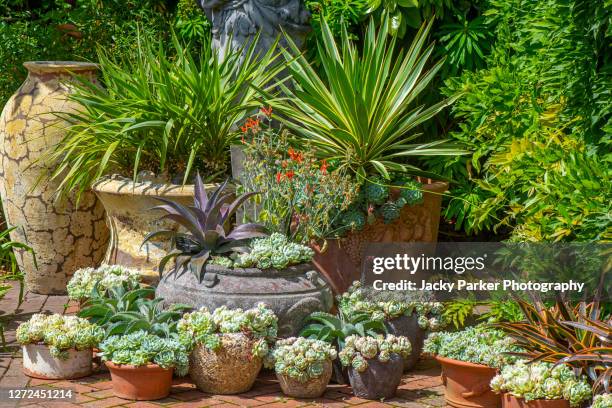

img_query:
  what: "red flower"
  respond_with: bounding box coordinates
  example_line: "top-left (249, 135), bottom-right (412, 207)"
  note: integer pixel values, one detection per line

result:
top-left (288, 148), bottom-right (303, 163)
top-left (276, 172), bottom-right (282, 183)
top-left (286, 170), bottom-right (295, 180)
top-left (260, 106), bottom-right (273, 118)
top-left (320, 159), bottom-right (328, 174)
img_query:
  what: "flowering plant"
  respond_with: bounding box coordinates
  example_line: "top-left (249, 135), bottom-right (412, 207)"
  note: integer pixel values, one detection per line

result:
top-left (423, 325), bottom-right (521, 368)
top-left (99, 331), bottom-right (189, 376)
top-left (239, 109), bottom-right (358, 244)
top-left (16, 314), bottom-right (104, 359)
top-left (67, 264), bottom-right (141, 301)
top-left (270, 337), bottom-right (337, 383)
top-left (177, 303), bottom-right (278, 358)
top-left (592, 394), bottom-right (612, 408)
top-left (490, 361), bottom-right (591, 407)
top-left (338, 334), bottom-right (411, 373)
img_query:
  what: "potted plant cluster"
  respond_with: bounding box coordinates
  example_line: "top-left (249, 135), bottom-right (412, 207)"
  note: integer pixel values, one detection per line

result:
top-left (177, 303), bottom-right (277, 394)
top-left (424, 324), bottom-right (522, 408)
top-left (67, 264), bottom-right (141, 304)
top-left (591, 394), bottom-right (612, 408)
top-left (490, 361), bottom-right (592, 408)
top-left (269, 337), bottom-right (337, 398)
top-left (338, 334), bottom-right (412, 400)
top-left (99, 330), bottom-right (189, 400)
top-left (16, 314), bottom-right (103, 379)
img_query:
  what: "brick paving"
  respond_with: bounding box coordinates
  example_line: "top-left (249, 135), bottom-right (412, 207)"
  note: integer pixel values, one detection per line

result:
top-left (0, 283), bottom-right (448, 408)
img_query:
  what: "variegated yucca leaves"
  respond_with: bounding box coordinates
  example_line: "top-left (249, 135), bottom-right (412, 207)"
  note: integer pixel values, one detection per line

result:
top-left (268, 14), bottom-right (467, 181)
top-left (495, 298), bottom-right (612, 394)
top-left (143, 174), bottom-right (268, 282)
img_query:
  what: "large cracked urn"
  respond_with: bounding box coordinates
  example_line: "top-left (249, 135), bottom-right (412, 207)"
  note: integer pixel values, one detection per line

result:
top-left (156, 263), bottom-right (333, 336)
top-left (0, 62), bottom-right (109, 294)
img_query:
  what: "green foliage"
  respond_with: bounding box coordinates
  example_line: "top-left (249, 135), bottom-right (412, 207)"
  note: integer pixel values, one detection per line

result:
top-left (305, 0), bottom-right (369, 38)
top-left (437, 15), bottom-right (493, 75)
top-left (271, 337), bottom-right (338, 382)
top-left (366, 0), bottom-right (454, 36)
top-left (338, 334), bottom-right (411, 372)
top-left (175, 0), bottom-right (210, 49)
top-left (234, 233), bottom-right (314, 270)
top-left (0, 226), bottom-right (35, 275)
top-left (479, 300), bottom-right (524, 324)
top-left (99, 331), bottom-right (190, 375)
top-left (66, 264), bottom-right (140, 302)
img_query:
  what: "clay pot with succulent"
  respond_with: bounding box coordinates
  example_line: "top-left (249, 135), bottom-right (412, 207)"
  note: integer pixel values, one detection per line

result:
top-left (16, 314), bottom-right (104, 380)
top-left (150, 174), bottom-right (333, 336)
top-left (177, 303), bottom-right (278, 394)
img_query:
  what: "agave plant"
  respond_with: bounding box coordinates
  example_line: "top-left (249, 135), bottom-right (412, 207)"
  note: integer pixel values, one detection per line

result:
top-left (143, 174), bottom-right (268, 282)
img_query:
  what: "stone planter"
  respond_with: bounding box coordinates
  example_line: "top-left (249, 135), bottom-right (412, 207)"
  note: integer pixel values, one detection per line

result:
top-left (312, 179), bottom-right (448, 294)
top-left (347, 354), bottom-right (404, 400)
top-left (277, 360), bottom-right (333, 398)
top-left (437, 356), bottom-right (501, 408)
top-left (502, 394), bottom-right (570, 408)
top-left (189, 333), bottom-right (262, 394)
top-left (106, 362), bottom-right (173, 400)
top-left (22, 344), bottom-right (92, 379)
top-left (385, 314), bottom-right (426, 372)
top-left (0, 61), bottom-right (109, 294)
top-left (155, 262), bottom-right (333, 337)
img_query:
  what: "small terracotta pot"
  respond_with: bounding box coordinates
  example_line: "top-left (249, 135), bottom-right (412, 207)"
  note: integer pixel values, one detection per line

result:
top-left (347, 354), bottom-right (404, 400)
top-left (105, 362), bottom-right (173, 400)
top-left (277, 360), bottom-right (333, 398)
top-left (502, 394), bottom-right (570, 408)
top-left (22, 344), bottom-right (92, 379)
top-left (437, 356), bottom-right (501, 408)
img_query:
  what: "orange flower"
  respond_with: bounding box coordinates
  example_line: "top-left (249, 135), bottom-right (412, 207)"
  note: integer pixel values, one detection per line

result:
top-left (260, 106), bottom-right (273, 117)
top-left (276, 172), bottom-right (282, 183)
top-left (286, 170), bottom-right (295, 180)
top-left (288, 148), bottom-right (303, 163)
top-left (320, 159), bottom-right (328, 174)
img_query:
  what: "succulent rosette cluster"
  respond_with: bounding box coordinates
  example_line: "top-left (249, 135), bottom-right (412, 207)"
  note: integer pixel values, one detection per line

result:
top-left (16, 314), bottom-right (104, 359)
top-left (490, 361), bottom-right (591, 407)
top-left (271, 337), bottom-right (337, 383)
top-left (177, 303), bottom-right (278, 358)
top-left (99, 331), bottom-right (189, 376)
top-left (339, 334), bottom-right (411, 373)
top-left (423, 324), bottom-right (521, 368)
top-left (592, 394), bottom-right (612, 408)
top-left (66, 264), bottom-right (140, 301)
top-left (234, 233), bottom-right (314, 269)
top-left (339, 281), bottom-right (446, 331)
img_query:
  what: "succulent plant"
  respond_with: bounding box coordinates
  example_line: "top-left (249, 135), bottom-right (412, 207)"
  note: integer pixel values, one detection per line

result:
top-left (364, 177), bottom-right (389, 205)
top-left (338, 208), bottom-right (366, 231)
top-left (143, 174), bottom-right (268, 282)
top-left (338, 334), bottom-right (411, 372)
top-left (234, 233), bottom-right (314, 269)
top-left (270, 337), bottom-right (337, 383)
top-left (490, 361), bottom-right (592, 407)
top-left (16, 314), bottom-right (104, 359)
top-left (398, 180), bottom-right (423, 206)
top-left (380, 202), bottom-right (400, 224)
top-left (99, 330), bottom-right (190, 376)
top-left (592, 394), bottom-right (612, 408)
top-left (67, 264), bottom-right (141, 301)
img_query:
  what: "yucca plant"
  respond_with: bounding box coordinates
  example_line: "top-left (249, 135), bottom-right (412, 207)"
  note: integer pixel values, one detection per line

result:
top-left (45, 31), bottom-right (285, 200)
top-left (268, 14), bottom-right (466, 181)
top-left (143, 174), bottom-right (268, 282)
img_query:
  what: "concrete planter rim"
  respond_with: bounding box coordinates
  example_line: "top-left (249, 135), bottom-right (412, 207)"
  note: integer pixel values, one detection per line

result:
top-left (23, 61), bottom-right (99, 74)
top-left (165, 262), bottom-right (316, 279)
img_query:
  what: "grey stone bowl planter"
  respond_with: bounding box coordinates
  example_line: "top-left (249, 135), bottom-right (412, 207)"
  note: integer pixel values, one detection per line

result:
top-left (155, 263), bottom-right (333, 337)
top-left (385, 313), bottom-right (427, 371)
top-left (347, 354), bottom-right (404, 400)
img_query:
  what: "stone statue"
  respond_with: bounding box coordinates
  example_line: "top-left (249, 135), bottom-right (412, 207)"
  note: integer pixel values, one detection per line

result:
top-left (199, 0), bottom-right (311, 59)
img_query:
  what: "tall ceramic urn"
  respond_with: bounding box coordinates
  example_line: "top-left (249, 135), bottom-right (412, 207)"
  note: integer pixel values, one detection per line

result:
top-left (0, 62), bottom-right (109, 294)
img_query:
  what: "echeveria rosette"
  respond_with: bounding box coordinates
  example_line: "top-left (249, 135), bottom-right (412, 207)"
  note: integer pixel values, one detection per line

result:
top-left (490, 361), bottom-right (591, 407)
top-left (66, 264), bottom-right (141, 301)
top-left (99, 331), bottom-right (189, 376)
top-left (270, 337), bottom-right (337, 383)
top-left (235, 233), bottom-right (314, 270)
top-left (592, 394), bottom-right (612, 408)
top-left (16, 314), bottom-right (103, 359)
top-left (338, 334), bottom-right (411, 373)
top-left (423, 325), bottom-right (521, 368)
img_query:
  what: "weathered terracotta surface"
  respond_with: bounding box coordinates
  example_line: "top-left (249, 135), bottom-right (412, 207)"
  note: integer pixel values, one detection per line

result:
top-left (312, 179), bottom-right (448, 294)
top-left (0, 62), bottom-right (109, 294)
top-left (22, 344), bottom-right (92, 380)
top-left (502, 394), bottom-right (570, 408)
top-left (105, 362), bottom-right (173, 400)
top-left (437, 356), bottom-right (501, 408)
top-left (277, 359), bottom-right (332, 398)
top-left (347, 354), bottom-right (404, 400)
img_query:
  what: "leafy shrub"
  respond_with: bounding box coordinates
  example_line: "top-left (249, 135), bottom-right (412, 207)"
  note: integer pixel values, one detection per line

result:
top-left (233, 233), bottom-right (314, 270)
top-left (338, 334), bottom-right (411, 372)
top-left (491, 361), bottom-right (592, 407)
top-left (99, 330), bottom-right (189, 375)
top-left (423, 324), bottom-right (520, 368)
top-left (271, 337), bottom-right (337, 382)
top-left (66, 264), bottom-right (140, 301)
top-left (16, 314), bottom-right (103, 359)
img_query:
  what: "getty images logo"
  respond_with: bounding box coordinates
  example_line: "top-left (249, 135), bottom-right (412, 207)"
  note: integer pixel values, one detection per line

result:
top-left (372, 253), bottom-right (488, 275)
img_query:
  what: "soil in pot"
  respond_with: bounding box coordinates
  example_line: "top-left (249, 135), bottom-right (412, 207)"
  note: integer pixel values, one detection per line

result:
top-left (502, 394), bottom-right (570, 408)
top-left (189, 333), bottom-right (262, 394)
top-left (437, 356), bottom-right (501, 408)
top-left (22, 344), bottom-right (92, 380)
top-left (347, 354), bottom-right (404, 400)
top-left (385, 313), bottom-right (426, 371)
top-left (105, 362), bottom-right (173, 400)
top-left (277, 360), bottom-right (333, 398)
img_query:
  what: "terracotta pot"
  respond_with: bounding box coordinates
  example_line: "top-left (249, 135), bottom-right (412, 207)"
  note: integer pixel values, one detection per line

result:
top-left (277, 359), bottom-right (332, 398)
top-left (502, 394), bottom-right (570, 408)
top-left (105, 361), bottom-right (173, 400)
top-left (189, 333), bottom-right (262, 394)
top-left (437, 356), bottom-right (501, 408)
top-left (22, 344), bottom-right (92, 379)
top-left (311, 179), bottom-right (448, 294)
top-left (385, 313), bottom-right (426, 372)
top-left (0, 61), bottom-right (109, 294)
top-left (347, 353), bottom-right (404, 400)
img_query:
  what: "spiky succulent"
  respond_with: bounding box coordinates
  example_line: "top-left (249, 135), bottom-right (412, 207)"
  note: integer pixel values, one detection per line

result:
top-left (270, 337), bottom-right (337, 383)
top-left (364, 177), bottom-right (390, 205)
top-left (339, 334), bottom-right (411, 372)
top-left (143, 174), bottom-right (268, 282)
